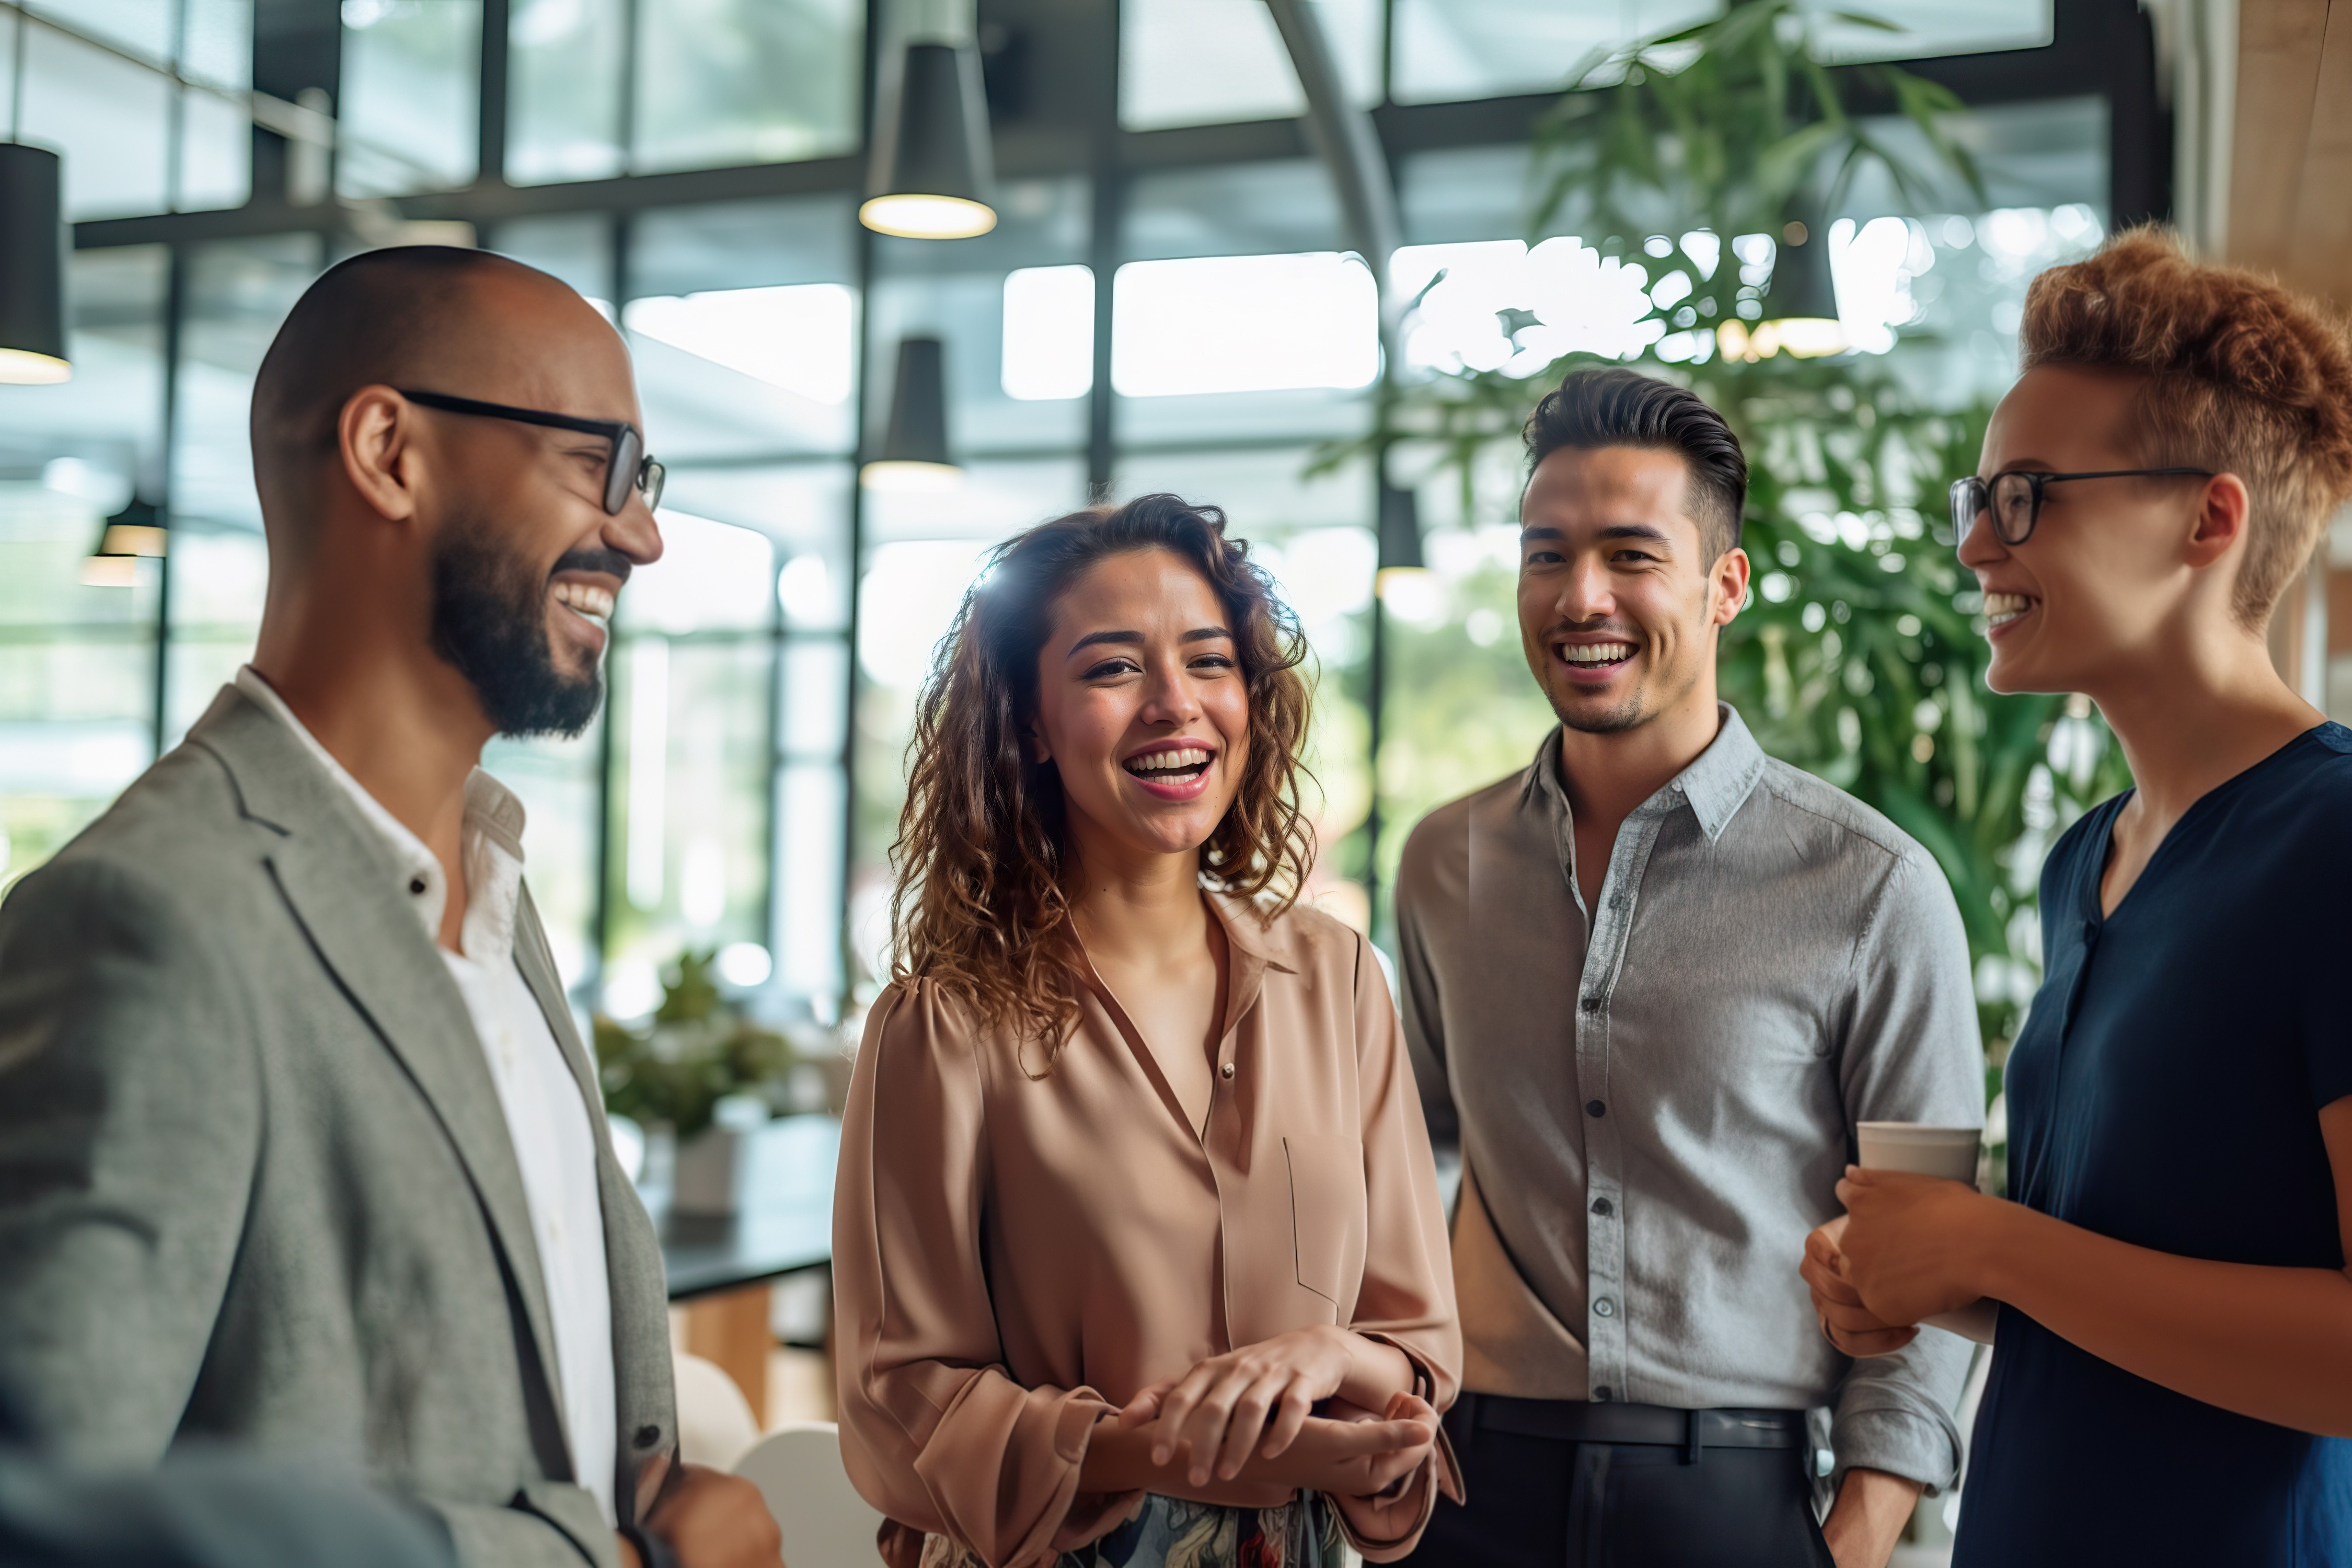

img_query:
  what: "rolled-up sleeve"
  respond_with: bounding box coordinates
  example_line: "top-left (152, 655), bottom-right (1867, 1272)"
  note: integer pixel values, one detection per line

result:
top-left (1329, 936), bottom-right (1463, 1560)
top-left (1829, 851), bottom-right (1985, 1493)
top-left (832, 983), bottom-right (1131, 1568)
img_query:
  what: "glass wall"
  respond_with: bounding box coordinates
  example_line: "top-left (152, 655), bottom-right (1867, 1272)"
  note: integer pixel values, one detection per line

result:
top-left (0, 247), bottom-right (169, 895)
top-left (4, 1), bottom-right (253, 217)
top-left (7, 0), bottom-right (2153, 1018)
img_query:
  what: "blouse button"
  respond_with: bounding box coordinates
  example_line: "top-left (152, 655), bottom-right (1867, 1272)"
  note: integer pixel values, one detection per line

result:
top-left (1219, 1062), bottom-right (1236, 1080)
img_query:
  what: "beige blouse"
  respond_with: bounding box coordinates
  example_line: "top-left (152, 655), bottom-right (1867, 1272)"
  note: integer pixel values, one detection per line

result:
top-left (833, 896), bottom-right (1462, 1568)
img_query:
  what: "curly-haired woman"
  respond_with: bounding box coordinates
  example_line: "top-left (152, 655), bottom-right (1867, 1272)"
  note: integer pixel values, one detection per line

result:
top-left (833, 495), bottom-right (1462, 1568)
top-left (1801, 230), bottom-right (2352, 1564)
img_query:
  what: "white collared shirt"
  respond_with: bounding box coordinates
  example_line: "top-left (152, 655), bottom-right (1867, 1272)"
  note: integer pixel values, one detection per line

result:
top-left (235, 668), bottom-right (618, 1523)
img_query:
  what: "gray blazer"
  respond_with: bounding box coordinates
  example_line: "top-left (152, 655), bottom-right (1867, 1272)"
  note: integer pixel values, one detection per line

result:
top-left (0, 687), bottom-right (676, 1568)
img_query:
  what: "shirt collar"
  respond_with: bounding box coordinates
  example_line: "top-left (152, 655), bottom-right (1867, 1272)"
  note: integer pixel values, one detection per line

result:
top-left (1523, 701), bottom-right (1766, 845)
top-left (233, 666), bottom-right (529, 960)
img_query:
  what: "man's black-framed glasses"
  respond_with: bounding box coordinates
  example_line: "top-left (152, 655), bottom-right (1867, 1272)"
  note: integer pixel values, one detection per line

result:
top-left (1949, 467), bottom-right (2215, 547)
top-left (398, 388), bottom-right (665, 516)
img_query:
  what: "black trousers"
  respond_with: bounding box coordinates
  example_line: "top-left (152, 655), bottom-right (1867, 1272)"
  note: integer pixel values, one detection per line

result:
top-left (1404, 1396), bottom-right (1836, 1568)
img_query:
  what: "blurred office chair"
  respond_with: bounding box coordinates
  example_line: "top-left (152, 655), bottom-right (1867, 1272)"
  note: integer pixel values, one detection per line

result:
top-left (734, 1422), bottom-right (885, 1568)
top-left (673, 1351), bottom-right (762, 1471)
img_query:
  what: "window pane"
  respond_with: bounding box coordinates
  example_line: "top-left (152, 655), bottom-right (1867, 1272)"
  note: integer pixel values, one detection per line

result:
top-left (1120, 162), bottom-right (1371, 447)
top-left (604, 520), bottom-right (778, 1009)
top-left (1811, 0), bottom-right (2050, 62)
top-left (1119, 0), bottom-right (1381, 131)
top-left (1392, 0), bottom-right (1715, 104)
top-left (603, 633), bottom-right (775, 1009)
top-left (1827, 97), bottom-right (2108, 403)
top-left (179, 88), bottom-right (255, 212)
top-left (620, 512), bottom-right (776, 635)
top-left (489, 213), bottom-right (615, 306)
top-left (629, 197), bottom-right (861, 462)
top-left (21, 25), bottom-right (173, 219)
top-left (1113, 253), bottom-right (1379, 397)
top-left (0, 247), bottom-right (168, 892)
top-left (508, 0), bottom-right (627, 184)
top-left (1002, 266), bottom-right (1094, 403)
top-left (169, 235), bottom-right (324, 743)
top-left (776, 761), bottom-right (845, 1005)
top-left (661, 463), bottom-right (851, 577)
top-left (183, 0), bottom-right (256, 88)
top-left (338, 0), bottom-right (482, 198)
top-left (26, 2), bottom-right (174, 63)
top-left (632, 0), bottom-right (861, 175)
top-left (166, 525), bottom-right (270, 742)
top-left (871, 177), bottom-right (1092, 457)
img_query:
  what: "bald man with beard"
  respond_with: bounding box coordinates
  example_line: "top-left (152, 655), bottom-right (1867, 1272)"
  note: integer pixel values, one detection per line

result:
top-left (0, 248), bottom-right (783, 1568)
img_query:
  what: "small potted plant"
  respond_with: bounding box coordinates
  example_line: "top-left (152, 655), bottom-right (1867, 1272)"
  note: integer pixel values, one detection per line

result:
top-left (595, 950), bottom-right (796, 1217)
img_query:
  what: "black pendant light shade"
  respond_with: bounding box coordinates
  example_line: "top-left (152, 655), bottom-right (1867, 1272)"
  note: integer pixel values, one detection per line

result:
top-left (862, 336), bottom-right (961, 491)
top-left (80, 497), bottom-right (164, 588)
top-left (1763, 216), bottom-right (1848, 359)
top-left (1375, 479), bottom-right (1426, 598)
top-left (0, 143), bottom-right (71, 385)
top-left (861, 40), bottom-right (997, 240)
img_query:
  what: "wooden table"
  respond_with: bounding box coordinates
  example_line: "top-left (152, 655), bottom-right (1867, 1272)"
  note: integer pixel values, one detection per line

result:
top-left (642, 1113), bottom-right (839, 1420)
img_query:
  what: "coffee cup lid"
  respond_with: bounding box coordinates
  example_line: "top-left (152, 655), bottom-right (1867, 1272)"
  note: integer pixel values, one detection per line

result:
top-left (1856, 1122), bottom-right (1979, 1142)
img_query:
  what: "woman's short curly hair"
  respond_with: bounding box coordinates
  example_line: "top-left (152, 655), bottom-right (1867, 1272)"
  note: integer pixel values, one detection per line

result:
top-left (886, 494), bottom-right (1316, 1056)
top-left (2020, 226), bottom-right (2352, 626)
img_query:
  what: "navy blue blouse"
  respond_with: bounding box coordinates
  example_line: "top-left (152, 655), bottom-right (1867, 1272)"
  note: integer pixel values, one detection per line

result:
top-left (1956, 724), bottom-right (2352, 1566)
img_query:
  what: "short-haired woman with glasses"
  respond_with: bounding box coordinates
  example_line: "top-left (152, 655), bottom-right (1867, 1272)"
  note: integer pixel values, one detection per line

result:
top-left (1801, 229), bottom-right (2352, 1564)
top-left (833, 496), bottom-right (1461, 1568)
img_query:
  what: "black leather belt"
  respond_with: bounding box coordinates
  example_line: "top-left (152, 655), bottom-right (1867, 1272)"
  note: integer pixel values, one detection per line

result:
top-left (1455, 1392), bottom-right (1807, 1462)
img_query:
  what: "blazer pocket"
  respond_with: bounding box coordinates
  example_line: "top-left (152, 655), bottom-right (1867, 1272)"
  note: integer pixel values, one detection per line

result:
top-left (1284, 1134), bottom-right (1367, 1307)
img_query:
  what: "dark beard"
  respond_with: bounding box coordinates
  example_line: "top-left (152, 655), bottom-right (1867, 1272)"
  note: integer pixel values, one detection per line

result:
top-left (428, 524), bottom-right (621, 739)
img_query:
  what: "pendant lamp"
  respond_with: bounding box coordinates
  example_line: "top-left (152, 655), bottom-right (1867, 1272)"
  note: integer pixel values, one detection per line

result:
top-left (79, 497), bottom-right (164, 588)
top-left (861, 40), bottom-right (997, 240)
top-left (1374, 479), bottom-right (1426, 599)
top-left (1762, 217), bottom-right (1848, 359)
top-left (0, 141), bottom-right (70, 384)
top-left (862, 336), bottom-right (961, 492)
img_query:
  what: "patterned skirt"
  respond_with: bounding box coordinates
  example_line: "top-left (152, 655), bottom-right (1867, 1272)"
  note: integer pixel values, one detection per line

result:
top-left (920, 1494), bottom-right (1345, 1568)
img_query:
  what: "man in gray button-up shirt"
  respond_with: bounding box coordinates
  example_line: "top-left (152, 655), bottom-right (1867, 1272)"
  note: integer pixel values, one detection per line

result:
top-left (1396, 369), bottom-right (1980, 1568)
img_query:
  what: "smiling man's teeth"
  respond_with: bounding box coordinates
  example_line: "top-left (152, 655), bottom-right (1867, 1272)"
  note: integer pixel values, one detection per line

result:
top-left (554, 582), bottom-right (616, 622)
top-left (1983, 592), bottom-right (2036, 628)
top-left (1562, 642), bottom-right (1635, 665)
top-left (1127, 746), bottom-right (1210, 774)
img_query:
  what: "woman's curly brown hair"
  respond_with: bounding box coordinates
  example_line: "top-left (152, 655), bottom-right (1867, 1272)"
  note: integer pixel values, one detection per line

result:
top-left (2021, 225), bottom-right (2352, 626)
top-left (887, 494), bottom-right (1316, 1056)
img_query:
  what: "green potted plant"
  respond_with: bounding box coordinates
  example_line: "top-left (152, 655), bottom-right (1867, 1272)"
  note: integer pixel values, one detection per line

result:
top-left (595, 949), bottom-right (798, 1216)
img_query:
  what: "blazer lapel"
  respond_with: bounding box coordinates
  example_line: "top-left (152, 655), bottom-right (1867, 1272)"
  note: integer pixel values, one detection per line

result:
top-left (188, 689), bottom-right (570, 1444)
top-left (514, 883), bottom-right (678, 1504)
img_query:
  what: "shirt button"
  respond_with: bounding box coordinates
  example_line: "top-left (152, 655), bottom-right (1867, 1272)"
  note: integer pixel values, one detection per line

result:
top-left (1579, 996), bottom-right (1603, 1013)
top-left (1593, 1386), bottom-right (1613, 1403)
top-left (1219, 1062), bottom-right (1236, 1080)
top-left (1585, 1100), bottom-right (1606, 1118)
top-left (1594, 1297), bottom-right (1616, 1318)
top-left (1590, 1197), bottom-right (1613, 1217)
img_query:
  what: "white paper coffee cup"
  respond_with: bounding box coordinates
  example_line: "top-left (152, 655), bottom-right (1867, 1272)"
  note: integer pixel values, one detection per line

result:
top-left (1855, 1122), bottom-right (1980, 1183)
top-left (1848, 1122), bottom-right (1997, 1345)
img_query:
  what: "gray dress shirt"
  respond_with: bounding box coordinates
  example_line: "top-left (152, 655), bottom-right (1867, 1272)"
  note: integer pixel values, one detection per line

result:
top-left (1394, 705), bottom-right (1981, 1491)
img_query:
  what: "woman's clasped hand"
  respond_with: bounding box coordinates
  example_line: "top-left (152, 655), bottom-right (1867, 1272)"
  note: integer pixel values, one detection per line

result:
top-left (1083, 1326), bottom-right (1438, 1504)
top-left (1802, 1168), bottom-right (2003, 1359)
